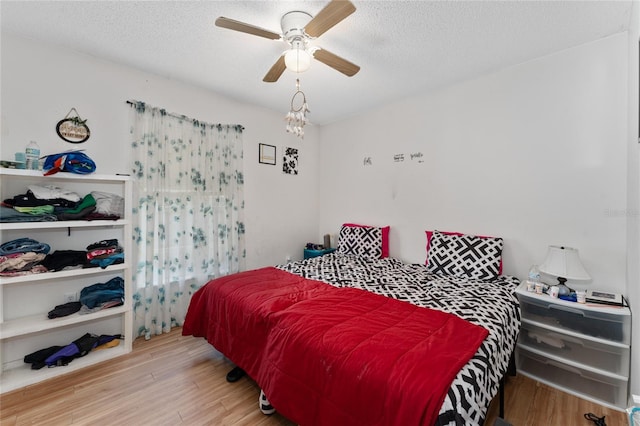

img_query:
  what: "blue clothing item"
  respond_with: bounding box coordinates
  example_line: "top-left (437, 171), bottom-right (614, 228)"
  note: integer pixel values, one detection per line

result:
top-left (44, 343), bottom-right (79, 367)
top-left (44, 333), bottom-right (100, 367)
top-left (43, 151), bottom-right (96, 175)
top-left (80, 277), bottom-right (124, 309)
top-left (89, 252), bottom-right (124, 269)
top-left (0, 237), bottom-right (51, 255)
top-left (0, 206), bottom-right (57, 223)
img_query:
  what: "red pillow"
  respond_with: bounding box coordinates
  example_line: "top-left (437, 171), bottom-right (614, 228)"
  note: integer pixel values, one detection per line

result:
top-left (425, 230), bottom-right (503, 274)
top-left (343, 223), bottom-right (390, 258)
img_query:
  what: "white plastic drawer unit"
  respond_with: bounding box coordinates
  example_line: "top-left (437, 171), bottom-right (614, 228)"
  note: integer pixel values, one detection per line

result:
top-left (518, 320), bottom-right (630, 376)
top-left (517, 291), bottom-right (631, 345)
top-left (517, 346), bottom-right (628, 409)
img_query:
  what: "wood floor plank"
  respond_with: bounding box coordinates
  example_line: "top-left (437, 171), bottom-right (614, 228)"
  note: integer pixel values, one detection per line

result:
top-left (485, 374), bottom-right (627, 426)
top-left (1, 327), bottom-right (629, 425)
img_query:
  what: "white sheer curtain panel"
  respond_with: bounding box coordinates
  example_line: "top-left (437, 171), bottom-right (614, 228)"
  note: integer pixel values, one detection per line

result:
top-left (128, 101), bottom-right (245, 339)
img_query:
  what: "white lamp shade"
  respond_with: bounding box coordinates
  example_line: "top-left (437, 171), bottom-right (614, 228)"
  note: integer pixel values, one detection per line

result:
top-left (538, 245), bottom-right (591, 281)
top-left (284, 48), bottom-right (311, 73)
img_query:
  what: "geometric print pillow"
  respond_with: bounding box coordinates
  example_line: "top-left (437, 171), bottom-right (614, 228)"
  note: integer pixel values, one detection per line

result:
top-left (344, 223), bottom-right (390, 258)
top-left (425, 230), bottom-right (503, 274)
top-left (337, 225), bottom-right (383, 261)
top-left (426, 230), bottom-right (503, 280)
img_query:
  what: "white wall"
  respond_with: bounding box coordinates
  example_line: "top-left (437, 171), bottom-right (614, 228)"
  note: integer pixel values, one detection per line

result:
top-left (0, 34), bottom-right (321, 270)
top-left (319, 34), bottom-right (628, 290)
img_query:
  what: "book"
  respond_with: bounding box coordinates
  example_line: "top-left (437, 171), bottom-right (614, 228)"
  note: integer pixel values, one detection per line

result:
top-left (585, 289), bottom-right (623, 306)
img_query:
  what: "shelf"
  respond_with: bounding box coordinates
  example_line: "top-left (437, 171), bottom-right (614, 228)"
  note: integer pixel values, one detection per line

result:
top-left (0, 305), bottom-right (129, 340)
top-left (0, 168), bottom-right (130, 183)
top-left (0, 344), bottom-right (129, 394)
top-left (1, 170), bottom-right (133, 394)
top-left (0, 219), bottom-right (128, 231)
top-left (0, 263), bottom-right (128, 286)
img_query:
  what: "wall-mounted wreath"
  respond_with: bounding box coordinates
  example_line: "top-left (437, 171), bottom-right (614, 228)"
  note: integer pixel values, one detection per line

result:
top-left (56, 108), bottom-right (90, 143)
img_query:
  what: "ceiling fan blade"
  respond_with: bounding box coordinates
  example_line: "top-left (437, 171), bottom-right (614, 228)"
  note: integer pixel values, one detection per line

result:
top-left (263, 55), bottom-right (287, 82)
top-left (313, 48), bottom-right (360, 77)
top-left (304, 0), bottom-right (356, 38)
top-left (215, 17), bottom-right (281, 40)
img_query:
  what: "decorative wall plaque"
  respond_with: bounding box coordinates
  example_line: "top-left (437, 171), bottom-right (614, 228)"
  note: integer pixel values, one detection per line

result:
top-left (56, 108), bottom-right (90, 143)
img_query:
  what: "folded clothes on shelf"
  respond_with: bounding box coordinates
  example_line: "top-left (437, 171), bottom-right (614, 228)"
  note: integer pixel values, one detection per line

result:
top-left (0, 205), bottom-right (57, 222)
top-left (0, 252), bottom-right (46, 272)
top-left (55, 193), bottom-right (97, 220)
top-left (23, 333), bottom-right (122, 370)
top-left (0, 237), bottom-right (50, 255)
top-left (28, 184), bottom-right (81, 203)
top-left (3, 190), bottom-right (77, 208)
top-left (80, 277), bottom-right (124, 309)
top-left (91, 191), bottom-right (124, 217)
top-left (48, 301), bottom-right (82, 319)
top-left (86, 239), bottom-right (119, 251)
top-left (41, 250), bottom-right (95, 271)
top-left (86, 238), bottom-right (124, 269)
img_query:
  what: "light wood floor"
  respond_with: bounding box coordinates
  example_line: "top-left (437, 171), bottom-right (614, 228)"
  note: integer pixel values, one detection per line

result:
top-left (1, 327), bottom-right (627, 425)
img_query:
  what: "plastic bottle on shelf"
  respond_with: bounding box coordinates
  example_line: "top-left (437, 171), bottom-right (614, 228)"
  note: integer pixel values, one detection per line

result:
top-left (25, 140), bottom-right (40, 170)
top-left (526, 264), bottom-right (541, 292)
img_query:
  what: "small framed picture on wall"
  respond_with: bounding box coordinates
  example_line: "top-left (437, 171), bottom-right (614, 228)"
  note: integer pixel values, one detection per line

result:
top-left (283, 147), bottom-right (299, 175)
top-left (259, 143), bottom-right (276, 165)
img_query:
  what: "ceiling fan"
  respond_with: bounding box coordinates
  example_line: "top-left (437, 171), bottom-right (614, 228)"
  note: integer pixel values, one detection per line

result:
top-left (215, 0), bottom-right (360, 83)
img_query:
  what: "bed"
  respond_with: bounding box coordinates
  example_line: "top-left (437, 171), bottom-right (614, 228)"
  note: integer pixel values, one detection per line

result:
top-left (182, 226), bottom-right (521, 425)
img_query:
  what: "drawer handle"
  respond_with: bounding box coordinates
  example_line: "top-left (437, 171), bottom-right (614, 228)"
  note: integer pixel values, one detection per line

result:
top-left (548, 304), bottom-right (585, 316)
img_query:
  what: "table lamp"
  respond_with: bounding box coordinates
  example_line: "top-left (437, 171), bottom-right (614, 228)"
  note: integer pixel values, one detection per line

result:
top-left (538, 245), bottom-right (591, 296)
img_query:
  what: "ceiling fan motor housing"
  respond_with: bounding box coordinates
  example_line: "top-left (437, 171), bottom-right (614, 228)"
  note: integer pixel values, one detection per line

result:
top-left (281, 11), bottom-right (313, 42)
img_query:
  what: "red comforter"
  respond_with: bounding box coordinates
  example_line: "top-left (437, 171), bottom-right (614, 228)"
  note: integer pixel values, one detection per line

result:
top-left (182, 267), bottom-right (488, 425)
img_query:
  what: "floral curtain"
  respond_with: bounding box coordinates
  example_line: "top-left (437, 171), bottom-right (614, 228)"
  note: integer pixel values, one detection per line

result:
top-left (128, 101), bottom-right (245, 339)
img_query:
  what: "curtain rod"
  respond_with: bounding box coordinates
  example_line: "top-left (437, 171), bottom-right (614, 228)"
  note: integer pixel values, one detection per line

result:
top-left (125, 99), bottom-right (244, 131)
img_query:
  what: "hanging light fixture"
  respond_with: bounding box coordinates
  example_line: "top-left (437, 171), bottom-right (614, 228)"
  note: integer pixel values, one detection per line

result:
top-left (284, 38), bottom-right (312, 73)
top-left (285, 78), bottom-right (310, 138)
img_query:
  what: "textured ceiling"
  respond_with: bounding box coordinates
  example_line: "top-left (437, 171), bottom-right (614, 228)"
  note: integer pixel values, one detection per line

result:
top-left (1, 1), bottom-right (633, 125)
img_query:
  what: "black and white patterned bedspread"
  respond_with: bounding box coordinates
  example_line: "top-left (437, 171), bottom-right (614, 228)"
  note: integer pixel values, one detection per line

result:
top-left (277, 253), bottom-right (521, 426)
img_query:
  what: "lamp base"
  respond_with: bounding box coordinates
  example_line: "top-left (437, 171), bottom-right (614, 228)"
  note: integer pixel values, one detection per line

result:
top-left (555, 277), bottom-right (572, 296)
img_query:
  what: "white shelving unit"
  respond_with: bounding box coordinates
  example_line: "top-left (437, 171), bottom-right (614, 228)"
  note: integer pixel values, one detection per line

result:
top-left (0, 168), bottom-right (133, 393)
